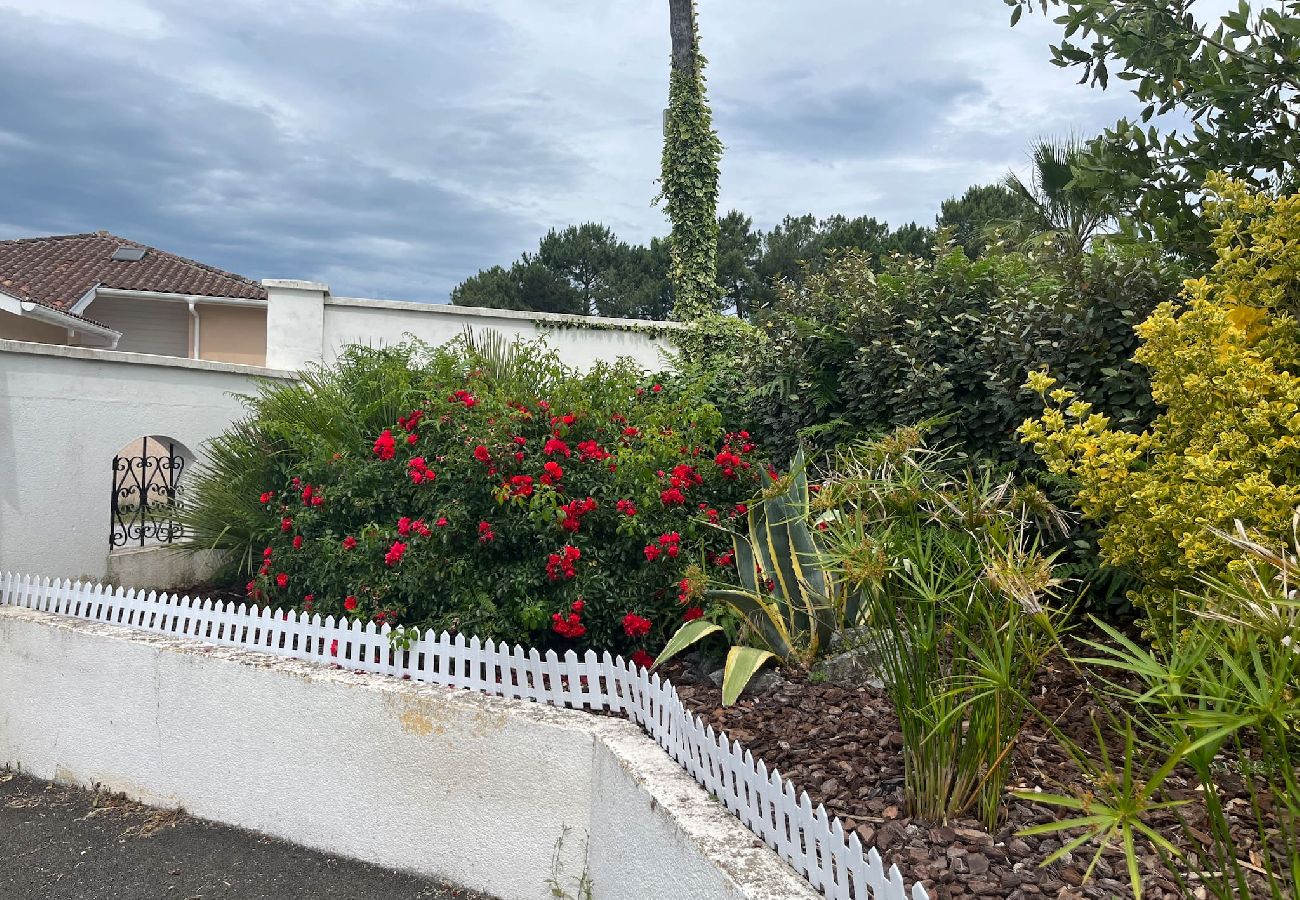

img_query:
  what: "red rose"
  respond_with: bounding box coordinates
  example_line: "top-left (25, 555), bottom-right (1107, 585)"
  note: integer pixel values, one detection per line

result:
top-left (622, 612), bottom-right (652, 639)
top-left (616, 499), bottom-right (637, 517)
top-left (660, 487), bottom-right (686, 506)
top-left (543, 437), bottom-right (571, 458)
top-left (541, 460), bottom-right (564, 485)
top-left (546, 544), bottom-right (581, 580)
top-left (473, 445), bottom-right (491, 463)
top-left (683, 606), bottom-right (704, 622)
top-left (631, 650), bottom-right (655, 670)
top-left (384, 540), bottom-right (407, 566)
top-left (644, 544), bottom-right (661, 562)
top-left (259, 491), bottom-right (274, 504)
top-left (478, 521), bottom-right (495, 543)
top-left (651, 384), bottom-right (662, 393)
top-left (342, 535), bottom-right (357, 550)
top-left (397, 516), bottom-right (413, 536)
top-left (551, 611), bottom-right (585, 638)
top-left (373, 429), bottom-right (396, 460)
top-left (344, 596), bottom-right (358, 611)
top-left (292, 535), bottom-right (303, 550)
top-left (280, 517), bottom-right (293, 532)
top-left (408, 456), bottom-right (435, 484)
top-left (275, 572), bottom-right (288, 588)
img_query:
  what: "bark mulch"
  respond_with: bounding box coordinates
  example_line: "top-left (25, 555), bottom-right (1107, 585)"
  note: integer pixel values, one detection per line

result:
top-left (664, 658), bottom-right (1282, 900)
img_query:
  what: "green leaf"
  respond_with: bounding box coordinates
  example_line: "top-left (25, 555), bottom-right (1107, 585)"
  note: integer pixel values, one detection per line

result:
top-left (653, 620), bottom-right (723, 668)
top-left (721, 645), bottom-right (776, 706)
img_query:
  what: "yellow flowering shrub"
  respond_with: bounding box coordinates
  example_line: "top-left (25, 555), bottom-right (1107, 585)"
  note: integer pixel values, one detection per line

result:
top-left (1020, 176), bottom-right (1300, 636)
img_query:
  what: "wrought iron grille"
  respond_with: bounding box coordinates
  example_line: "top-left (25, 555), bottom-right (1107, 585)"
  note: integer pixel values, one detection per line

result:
top-left (110, 437), bottom-right (186, 548)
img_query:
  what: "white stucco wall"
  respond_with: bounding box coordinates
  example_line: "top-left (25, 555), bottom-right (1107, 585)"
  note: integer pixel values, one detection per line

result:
top-left (0, 340), bottom-right (295, 580)
top-left (321, 297), bottom-right (679, 372)
top-left (0, 606), bottom-right (816, 900)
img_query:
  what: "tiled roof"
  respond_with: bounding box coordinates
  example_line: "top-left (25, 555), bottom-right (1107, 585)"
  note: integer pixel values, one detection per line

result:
top-left (0, 231), bottom-right (266, 312)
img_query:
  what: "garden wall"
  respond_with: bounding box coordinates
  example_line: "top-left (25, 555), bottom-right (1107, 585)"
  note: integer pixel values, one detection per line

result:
top-left (0, 604), bottom-right (817, 900)
top-left (0, 340), bottom-right (296, 581)
top-left (263, 279), bottom-right (680, 372)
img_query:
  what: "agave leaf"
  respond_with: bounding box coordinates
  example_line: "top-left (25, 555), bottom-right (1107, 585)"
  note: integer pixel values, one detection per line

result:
top-left (653, 619), bottom-right (723, 668)
top-left (757, 494), bottom-right (804, 618)
top-left (788, 448), bottom-right (810, 517)
top-left (706, 588), bottom-right (794, 659)
top-left (722, 645), bottom-right (777, 706)
top-left (732, 532), bottom-right (759, 594)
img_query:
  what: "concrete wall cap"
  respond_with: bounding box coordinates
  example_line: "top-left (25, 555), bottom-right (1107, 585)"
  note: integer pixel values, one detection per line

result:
top-left (327, 295), bottom-right (686, 331)
top-left (261, 279), bottom-right (330, 293)
top-left (0, 338), bottom-right (297, 379)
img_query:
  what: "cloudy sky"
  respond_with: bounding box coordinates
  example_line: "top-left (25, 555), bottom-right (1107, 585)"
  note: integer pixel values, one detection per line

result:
top-left (0, 0), bottom-right (1146, 302)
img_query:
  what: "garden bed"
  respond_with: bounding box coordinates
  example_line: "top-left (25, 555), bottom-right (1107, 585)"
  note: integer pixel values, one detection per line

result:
top-left (661, 657), bottom-right (1279, 900)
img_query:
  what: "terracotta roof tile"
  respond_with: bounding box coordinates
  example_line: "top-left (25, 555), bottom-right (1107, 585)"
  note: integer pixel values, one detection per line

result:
top-left (0, 231), bottom-right (266, 312)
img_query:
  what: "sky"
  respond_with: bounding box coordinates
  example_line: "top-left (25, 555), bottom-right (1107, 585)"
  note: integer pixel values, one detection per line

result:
top-left (0, 0), bottom-right (1149, 302)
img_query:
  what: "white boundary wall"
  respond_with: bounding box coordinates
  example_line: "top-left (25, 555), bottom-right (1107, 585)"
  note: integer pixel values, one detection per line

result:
top-left (263, 279), bottom-right (680, 372)
top-left (0, 340), bottom-right (296, 581)
top-left (0, 573), bottom-right (927, 900)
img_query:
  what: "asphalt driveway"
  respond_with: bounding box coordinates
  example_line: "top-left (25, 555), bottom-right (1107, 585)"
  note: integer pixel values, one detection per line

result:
top-left (0, 770), bottom-right (495, 900)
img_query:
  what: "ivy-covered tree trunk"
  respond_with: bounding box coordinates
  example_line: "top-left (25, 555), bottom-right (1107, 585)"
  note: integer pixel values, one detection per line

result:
top-left (661, 0), bottom-right (722, 321)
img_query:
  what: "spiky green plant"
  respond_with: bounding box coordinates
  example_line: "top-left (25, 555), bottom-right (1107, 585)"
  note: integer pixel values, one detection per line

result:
top-left (654, 450), bottom-right (858, 704)
top-left (1021, 516), bottom-right (1300, 899)
top-left (817, 427), bottom-right (1068, 828)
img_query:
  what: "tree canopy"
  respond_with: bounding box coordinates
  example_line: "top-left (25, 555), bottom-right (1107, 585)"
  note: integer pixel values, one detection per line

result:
top-left (1006, 0), bottom-right (1300, 255)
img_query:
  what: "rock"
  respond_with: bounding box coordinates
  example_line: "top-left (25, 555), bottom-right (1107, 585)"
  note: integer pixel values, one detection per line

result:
top-left (812, 646), bottom-right (886, 688)
top-left (967, 852), bottom-right (990, 875)
top-left (705, 667), bottom-right (783, 694)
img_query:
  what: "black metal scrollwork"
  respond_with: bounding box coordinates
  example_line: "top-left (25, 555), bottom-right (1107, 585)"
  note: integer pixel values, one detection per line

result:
top-left (110, 437), bottom-right (186, 548)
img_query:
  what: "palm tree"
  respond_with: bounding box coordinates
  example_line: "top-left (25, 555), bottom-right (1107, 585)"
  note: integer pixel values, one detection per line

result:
top-left (1000, 137), bottom-right (1115, 256)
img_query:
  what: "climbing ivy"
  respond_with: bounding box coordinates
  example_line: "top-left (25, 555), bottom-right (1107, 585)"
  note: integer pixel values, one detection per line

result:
top-left (658, 1), bottom-right (723, 321)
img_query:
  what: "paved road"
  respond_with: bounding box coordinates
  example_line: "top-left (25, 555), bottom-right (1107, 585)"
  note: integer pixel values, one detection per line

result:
top-left (0, 771), bottom-right (495, 900)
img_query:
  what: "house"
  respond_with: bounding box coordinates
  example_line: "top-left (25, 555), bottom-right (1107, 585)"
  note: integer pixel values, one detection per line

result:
top-left (0, 231), bottom-right (268, 365)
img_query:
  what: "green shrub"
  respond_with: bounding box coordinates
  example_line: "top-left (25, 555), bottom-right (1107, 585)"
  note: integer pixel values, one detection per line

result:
top-left (1021, 177), bottom-right (1300, 638)
top-left (711, 240), bottom-right (1183, 467)
top-left (1020, 520), bottom-right (1300, 899)
top-left (181, 335), bottom-right (766, 657)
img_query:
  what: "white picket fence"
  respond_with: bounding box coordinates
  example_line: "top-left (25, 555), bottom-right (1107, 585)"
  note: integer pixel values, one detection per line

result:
top-left (0, 571), bottom-right (928, 900)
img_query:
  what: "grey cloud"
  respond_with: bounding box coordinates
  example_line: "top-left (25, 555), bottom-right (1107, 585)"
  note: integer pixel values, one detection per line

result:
top-left (0, 0), bottom-right (1158, 300)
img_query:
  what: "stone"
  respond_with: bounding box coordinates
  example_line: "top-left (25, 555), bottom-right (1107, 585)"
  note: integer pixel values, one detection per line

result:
top-left (706, 667), bottom-right (783, 694)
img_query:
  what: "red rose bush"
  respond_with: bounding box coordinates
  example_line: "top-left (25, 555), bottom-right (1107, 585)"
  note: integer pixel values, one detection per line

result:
top-left (183, 338), bottom-right (764, 657)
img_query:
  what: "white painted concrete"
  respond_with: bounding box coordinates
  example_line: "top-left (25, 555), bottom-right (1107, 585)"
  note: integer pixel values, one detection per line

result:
top-left (263, 279), bottom-right (327, 370)
top-left (321, 296), bottom-right (678, 372)
top-left (261, 278), bottom-right (678, 373)
top-left (0, 340), bottom-right (295, 580)
top-left (104, 546), bottom-right (225, 590)
top-left (0, 606), bottom-right (817, 900)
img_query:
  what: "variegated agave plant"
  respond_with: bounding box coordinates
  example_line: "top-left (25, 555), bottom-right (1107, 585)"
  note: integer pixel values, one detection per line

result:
top-left (654, 450), bottom-right (860, 704)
